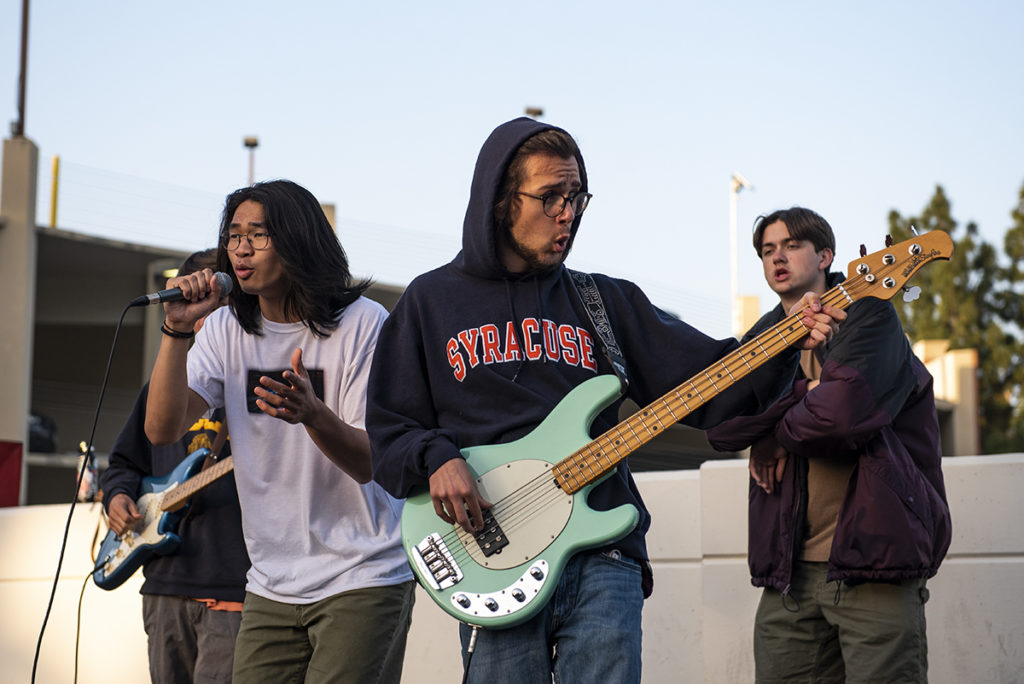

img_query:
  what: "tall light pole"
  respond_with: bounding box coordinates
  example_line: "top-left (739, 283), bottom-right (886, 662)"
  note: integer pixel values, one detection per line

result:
top-left (243, 136), bottom-right (259, 186)
top-left (729, 172), bottom-right (753, 337)
top-left (11, 0), bottom-right (29, 137)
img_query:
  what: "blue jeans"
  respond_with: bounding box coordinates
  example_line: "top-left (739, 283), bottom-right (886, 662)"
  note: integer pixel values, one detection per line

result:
top-left (459, 550), bottom-right (644, 684)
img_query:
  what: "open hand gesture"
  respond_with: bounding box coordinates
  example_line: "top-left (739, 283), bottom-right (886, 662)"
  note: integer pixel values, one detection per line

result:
top-left (254, 348), bottom-right (321, 425)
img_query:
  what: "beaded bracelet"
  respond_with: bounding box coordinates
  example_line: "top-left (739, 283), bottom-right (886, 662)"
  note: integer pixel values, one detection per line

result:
top-left (160, 321), bottom-right (195, 339)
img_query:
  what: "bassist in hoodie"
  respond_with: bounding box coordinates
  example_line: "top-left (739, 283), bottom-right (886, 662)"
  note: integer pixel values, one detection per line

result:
top-left (366, 119), bottom-right (845, 683)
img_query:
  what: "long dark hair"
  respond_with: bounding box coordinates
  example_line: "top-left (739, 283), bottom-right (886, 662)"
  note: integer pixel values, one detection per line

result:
top-left (216, 179), bottom-right (371, 336)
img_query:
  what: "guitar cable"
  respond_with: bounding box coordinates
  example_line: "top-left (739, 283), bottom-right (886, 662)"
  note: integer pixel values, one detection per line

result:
top-left (462, 624), bottom-right (481, 684)
top-left (30, 303), bottom-right (133, 684)
top-left (74, 568), bottom-right (99, 684)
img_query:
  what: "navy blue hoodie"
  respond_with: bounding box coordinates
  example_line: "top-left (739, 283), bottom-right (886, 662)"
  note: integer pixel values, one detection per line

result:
top-left (367, 117), bottom-right (798, 564)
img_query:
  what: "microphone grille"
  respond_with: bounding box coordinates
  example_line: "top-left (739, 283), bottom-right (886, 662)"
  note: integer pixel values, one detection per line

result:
top-left (214, 271), bottom-right (234, 297)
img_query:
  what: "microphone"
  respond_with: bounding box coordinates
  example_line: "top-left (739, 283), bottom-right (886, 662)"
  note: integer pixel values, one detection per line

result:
top-left (130, 271), bottom-right (234, 307)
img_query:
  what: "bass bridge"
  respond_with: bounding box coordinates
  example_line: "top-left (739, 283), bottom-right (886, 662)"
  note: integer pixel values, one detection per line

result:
top-left (411, 533), bottom-right (464, 591)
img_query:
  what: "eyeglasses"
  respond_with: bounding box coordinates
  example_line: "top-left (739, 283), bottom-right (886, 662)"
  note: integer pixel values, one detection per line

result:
top-left (224, 231), bottom-right (271, 252)
top-left (517, 190), bottom-right (593, 218)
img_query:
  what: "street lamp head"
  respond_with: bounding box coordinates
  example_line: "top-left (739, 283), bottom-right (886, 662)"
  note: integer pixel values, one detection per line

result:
top-left (730, 171), bottom-right (753, 193)
top-left (524, 107), bottom-right (544, 119)
top-left (243, 136), bottom-right (259, 149)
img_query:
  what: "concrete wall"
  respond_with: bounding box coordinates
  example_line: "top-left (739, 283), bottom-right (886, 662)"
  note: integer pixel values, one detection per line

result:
top-left (0, 136), bottom-right (39, 504)
top-left (3, 455), bottom-right (1022, 683)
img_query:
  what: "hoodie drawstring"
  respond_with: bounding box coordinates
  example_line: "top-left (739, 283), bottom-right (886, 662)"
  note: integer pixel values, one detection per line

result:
top-left (505, 279), bottom-right (526, 382)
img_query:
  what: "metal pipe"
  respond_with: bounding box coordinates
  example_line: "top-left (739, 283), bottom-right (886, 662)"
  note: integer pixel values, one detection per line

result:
top-left (49, 156), bottom-right (59, 227)
top-left (14, 0), bottom-right (29, 137)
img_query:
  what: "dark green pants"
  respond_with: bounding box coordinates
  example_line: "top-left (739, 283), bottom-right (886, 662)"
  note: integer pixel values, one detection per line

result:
top-left (232, 581), bottom-right (415, 684)
top-left (754, 562), bottom-right (929, 684)
top-left (142, 594), bottom-right (241, 684)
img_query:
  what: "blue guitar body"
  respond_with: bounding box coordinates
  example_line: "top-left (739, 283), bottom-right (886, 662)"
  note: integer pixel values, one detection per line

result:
top-left (401, 375), bottom-right (639, 629)
top-left (93, 448), bottom-right (210, 590)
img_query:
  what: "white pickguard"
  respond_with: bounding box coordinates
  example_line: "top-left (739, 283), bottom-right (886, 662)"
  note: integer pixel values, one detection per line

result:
top-left (459, 459), bottom-right (573, 571)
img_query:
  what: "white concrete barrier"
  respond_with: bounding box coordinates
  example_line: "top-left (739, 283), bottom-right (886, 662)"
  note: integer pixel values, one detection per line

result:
top-left (3, 455), bottom-right (1021, 683)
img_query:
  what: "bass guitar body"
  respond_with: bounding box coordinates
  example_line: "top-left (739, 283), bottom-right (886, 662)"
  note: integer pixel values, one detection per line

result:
top-left (401, 375), bottom-right (639, 629)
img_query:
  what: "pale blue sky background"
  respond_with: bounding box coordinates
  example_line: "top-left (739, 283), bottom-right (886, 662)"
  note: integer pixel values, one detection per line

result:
top-left (2, 0), bottom-right (1021, 336)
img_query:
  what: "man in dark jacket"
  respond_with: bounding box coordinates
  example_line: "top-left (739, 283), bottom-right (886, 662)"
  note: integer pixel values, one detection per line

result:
top-left (366, 119), bottom-right (844, 684)
top-left (706, 207), bottom-right (952, 683)
top-left (101, 249), bottom-right (250, 683)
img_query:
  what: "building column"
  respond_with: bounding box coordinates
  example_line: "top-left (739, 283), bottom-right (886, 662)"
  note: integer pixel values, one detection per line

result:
top-left (0, 136), bottom-right (39, 505)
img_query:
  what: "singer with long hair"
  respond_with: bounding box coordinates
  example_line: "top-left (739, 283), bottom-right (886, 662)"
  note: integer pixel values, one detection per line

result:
top-left (144, 180), bottom-right (414, 683)
top-left (102, 248), bottom-right (249, 684)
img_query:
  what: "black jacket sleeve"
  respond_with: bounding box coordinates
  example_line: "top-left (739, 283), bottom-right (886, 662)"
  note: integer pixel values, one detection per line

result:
top-left (599, 276), bottom-right (799, 430)
top-left (100, 384), bottom-right (154, 509)
top-left (707, 298), bottom-right (916, 456)
top-left (367, 298), bottom-right (464, 499)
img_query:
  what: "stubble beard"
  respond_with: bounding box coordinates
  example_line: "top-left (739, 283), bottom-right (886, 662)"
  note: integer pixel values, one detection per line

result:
top-left (508, 232), bottom-right (570, 274)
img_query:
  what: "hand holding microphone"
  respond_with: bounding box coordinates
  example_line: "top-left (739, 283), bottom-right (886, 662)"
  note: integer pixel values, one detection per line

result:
top-left (130, 270), bottom-right (234, 307)
top-left (133, 269), bottom-right (233, 335)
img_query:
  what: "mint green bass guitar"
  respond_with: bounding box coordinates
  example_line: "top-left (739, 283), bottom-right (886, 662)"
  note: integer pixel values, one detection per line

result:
top-left (401, 231), bottom-right (952, 629)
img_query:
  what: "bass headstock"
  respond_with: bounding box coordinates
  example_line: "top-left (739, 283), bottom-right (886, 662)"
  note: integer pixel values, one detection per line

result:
top-left (845, 231), bottom-right (953, 302)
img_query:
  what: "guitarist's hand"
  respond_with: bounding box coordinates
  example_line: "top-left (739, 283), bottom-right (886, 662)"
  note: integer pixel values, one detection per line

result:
top-left (107, 493), bottom-right (142, 537)
top-left (749, 435), bottom-right (788, 495)
top-left (789, 291), bottom-right (846, 349)
top-left (429, 458), bottom-right (493, 533)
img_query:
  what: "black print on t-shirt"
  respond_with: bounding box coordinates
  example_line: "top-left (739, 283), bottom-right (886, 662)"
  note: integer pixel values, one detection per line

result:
top-left (246, 368), bottom-right (325, 414)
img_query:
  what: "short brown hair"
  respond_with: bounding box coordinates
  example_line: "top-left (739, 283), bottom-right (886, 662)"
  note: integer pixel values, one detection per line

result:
top-left (752, 207), bottom-right (836, 261)
top-left (492, 128), bottom-right (583, 235)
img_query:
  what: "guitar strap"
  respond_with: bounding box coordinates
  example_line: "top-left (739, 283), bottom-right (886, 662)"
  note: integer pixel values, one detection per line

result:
top-left (570, 271), bottom-right (655, 597)
top-left (569, 270), bottom-right (629, 391)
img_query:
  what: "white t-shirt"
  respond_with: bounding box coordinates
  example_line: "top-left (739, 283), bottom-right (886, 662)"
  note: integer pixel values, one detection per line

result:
top-left (187, 297), bottom-right (412, 603)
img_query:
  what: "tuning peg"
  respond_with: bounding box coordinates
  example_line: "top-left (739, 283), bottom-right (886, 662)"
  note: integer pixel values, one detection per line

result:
top-left (885, 235), bottom-right (893, 247)
top-left (859, 244), bottom-right (867, 257)
top-left (902, 285), bottom-right (921, 302)
top-left (910, 224), bottom-right (920, 236)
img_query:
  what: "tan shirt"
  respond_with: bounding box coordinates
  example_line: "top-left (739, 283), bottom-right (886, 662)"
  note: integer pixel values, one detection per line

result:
top-left (798, 351), bottom-right (857, 562)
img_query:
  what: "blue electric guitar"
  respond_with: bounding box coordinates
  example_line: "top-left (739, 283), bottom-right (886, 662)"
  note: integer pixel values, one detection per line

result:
top-left (401, 231), bottom-right (953, 628)
top-left (93, 449), bottom-right (234, 590)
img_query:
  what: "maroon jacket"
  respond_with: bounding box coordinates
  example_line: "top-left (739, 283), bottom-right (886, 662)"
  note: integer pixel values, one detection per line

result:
top-left (706, 275), bottom-right (951, 592)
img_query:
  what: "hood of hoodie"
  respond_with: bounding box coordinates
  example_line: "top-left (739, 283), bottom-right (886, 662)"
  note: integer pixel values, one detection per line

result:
top-left (453, 117), bottom-right (589, 280)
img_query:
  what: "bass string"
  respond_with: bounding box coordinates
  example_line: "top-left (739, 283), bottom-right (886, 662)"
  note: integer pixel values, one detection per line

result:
top-left (433, 260), bottom-right (897, 563)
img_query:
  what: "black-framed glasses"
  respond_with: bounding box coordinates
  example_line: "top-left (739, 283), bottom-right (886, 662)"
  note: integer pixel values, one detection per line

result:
top-left (224, 231), bottom-right (272, 252)
top-left (517, 190), bottom-right (593, 218)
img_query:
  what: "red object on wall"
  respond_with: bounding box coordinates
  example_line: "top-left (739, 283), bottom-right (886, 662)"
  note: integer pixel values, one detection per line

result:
top-left (0, 441), bottom-right (23, 507)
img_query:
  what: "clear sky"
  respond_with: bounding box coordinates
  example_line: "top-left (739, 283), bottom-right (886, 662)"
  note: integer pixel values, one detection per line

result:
top-left (2, 0), bottom-right (1021, 336)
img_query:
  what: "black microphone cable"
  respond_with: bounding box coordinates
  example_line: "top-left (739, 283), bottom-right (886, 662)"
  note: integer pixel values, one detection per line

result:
top-left (30, 301), bottom-right (133, 684)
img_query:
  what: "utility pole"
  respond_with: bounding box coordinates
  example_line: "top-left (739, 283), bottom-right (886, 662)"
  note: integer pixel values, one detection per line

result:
top-left (729, 172), bottom-right (753, 337)
top-left (11, 0), bottom-right (29, 137)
